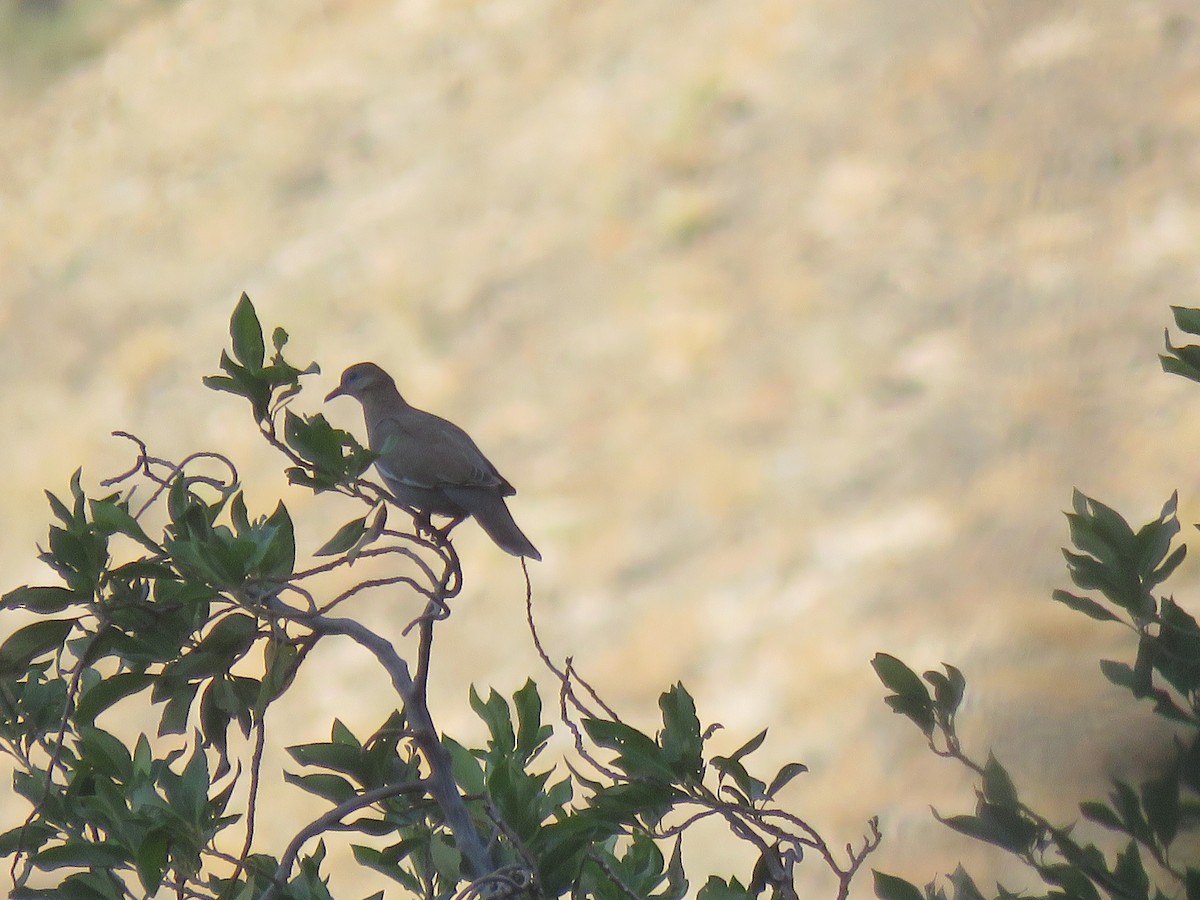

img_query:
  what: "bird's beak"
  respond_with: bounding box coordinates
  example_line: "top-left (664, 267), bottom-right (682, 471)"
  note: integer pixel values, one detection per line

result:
top-left (324, 385), bottom-right (346, 402)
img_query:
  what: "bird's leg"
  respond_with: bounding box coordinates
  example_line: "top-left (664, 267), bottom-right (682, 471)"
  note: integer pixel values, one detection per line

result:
top-left (410, 509), bottom-right (437, 538)
top-left (407, 509), bottom-right (466, 547)
top-left (433, 514), bottom-right (467, 541)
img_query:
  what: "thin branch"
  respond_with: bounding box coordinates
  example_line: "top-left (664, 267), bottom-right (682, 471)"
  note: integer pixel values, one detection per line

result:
top-left (452, 865), bottom-right (535, 900)
top-left (261, 779), bottom-right (431, 900)
top-left (482, 793), bottom-right (539, 882)
top-left (218, 716), bottom-right (268, 900)
top-left (564, 658), bottom-right (620, 723)
top-left (293, 543), bottom-right (442, 591)
top-left (834, 818), bottom-right (882, 900)
top-left (12, 619), bottom-right (92, 887)
top-left (323, 573), bottom-right (437, 612)
top-left (265, 602), bottom-right (496, 880)
top-left (104, 433), bottom-right (239, 518)
top-left (585, 847), bottom-right (644, 900)
top-left (556, 666), bottom-right (622, 782)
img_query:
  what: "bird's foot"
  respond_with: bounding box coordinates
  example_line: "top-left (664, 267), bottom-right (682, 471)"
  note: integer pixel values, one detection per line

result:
top-left (432, 515), bottom-right (466, 542)
top-left (409, 511), bottom-right (464, 547)
top-left (409, 510), bottom-right (437, 538)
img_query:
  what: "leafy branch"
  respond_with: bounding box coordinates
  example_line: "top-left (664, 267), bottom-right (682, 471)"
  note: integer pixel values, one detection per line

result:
top-left (0, 293), bottom-right (881, 900)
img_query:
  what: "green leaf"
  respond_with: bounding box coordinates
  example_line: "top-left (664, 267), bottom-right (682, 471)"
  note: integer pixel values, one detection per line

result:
top-left (1052, 589), bottom-right (1120, 622)
top-left (209, 350), bottom-right (273, 422)
top-left (315, 516), bottom-right (368, 557)
top-left (1063, 549), bottom-right (1150, 618)
top-left (330, 718), bottom-right (361, 748)
top-left (1080, 800), bottom-right (1123, 831)
top-left (981, 754), bottom-right (1019, 809)
top-left (1100, 659), bottom-right (1143, 693)
top-left (936, 805), bottom-right (1038, 853)
top-left (285, 412), bottom-right (343, 469)
top-left (0, 821), bottom-right (55, 858)
top-left (1037, 862), bottom-right (1101, 900)
top-left (199, 612), bottom-right (260, 656)
top-left (1135, 494), bottom-right (1180, 573)
top-left (169, 613), bottom-right (259, 682)
top-left (158, 681), bottom-right (200, 736)
top-left (697, 876), bottom-right (755, 900)
top-left (661, 836), bottom-right (689, 900)
top-left (230, 491), bottom-right (252, 534)
top-left (76, 672), bottom-right (154, 727)
top-left (32, 840), bottom-right (130, 870)
top-left (271, 326), bottom-right (289, 352)
top-left (287, 740), bottom-right (369, 781)
top-left (587, 778), bottom-right (679, 827)
top-left (658, 683), bottom-right (703, 782)
top-left (45, 486), bottom-right (75, 527)
top-left (15, 870), bottom-right (126, 900)
top-left (721, 728), bottom-right (767, 766)
top-left (1142, 773), bottom-right (1179, 845)
top-left (259, 639), bottom-right (300, 708)
top-left (1150, 544), bottom-right (1187, 590)
top-left (509, 685), bottom-right (552, 777)
top-left (283, 771), bottom-right (356, 804)
top-left (928, 664), bottom-right (966, 714)
top-left (471, 686), bottom-right (516, 754)
top-left (0, 618), bottom-right (76, 675)
top-left (873, 871), bottom-right (926, 900)
top-left (443, 736), bottom-right (486, 794)
top-left (1113, 840), bottom-right (1150, 899)
top-left (89, 499), bottom-right (161, 552)
top-left (230, 293), bottom-right (266, 371)
top-left (134, 829), bottom-right (170, 894)
top-left (352, 844), bottom-right (422, 891)
top-left (168, 738), bottom-right (212, 822)
top-left (201, 374), bottom-right (239, 395)
top-left (428, 834), bottom-right (462, 883)
top-left (132, 732), bottom-right (154, 776)
top-left (717, 769), bottom-right (762, 805)
top-left (765, 761), bottom-right (807, 798)
top-left (256, 502), bottom-right (296, 578)
top-left (1171, 306), bottom-right (1200, 336)
top-left (1, 585), bottom-right (80, 614)
top-left (883, 694), bottom-right (936, 736)
top-left (584, 718), bottom-right (678, 782)
top-left (947, 865), bottom-right (986, 900)
top-left (1162, 348), bottom-right (1200, 383)
top-left (872, 653), bottom-right (932, 703)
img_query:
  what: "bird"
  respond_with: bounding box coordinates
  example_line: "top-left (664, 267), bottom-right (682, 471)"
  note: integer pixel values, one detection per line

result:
top-left (324, 362), bottom-right (541, 561)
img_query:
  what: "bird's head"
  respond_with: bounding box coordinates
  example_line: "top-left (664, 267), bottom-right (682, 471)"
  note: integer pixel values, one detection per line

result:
top-left (324, 362), bottom-right (396, 402)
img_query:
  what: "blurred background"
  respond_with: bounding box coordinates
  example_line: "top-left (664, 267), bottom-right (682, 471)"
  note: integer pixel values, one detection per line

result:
top-left (4, 0), bottom-right (1200, 896)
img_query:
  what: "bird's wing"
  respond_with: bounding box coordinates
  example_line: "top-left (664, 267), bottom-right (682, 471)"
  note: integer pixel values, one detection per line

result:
top-left (371, 408), bottom-right (510, 492)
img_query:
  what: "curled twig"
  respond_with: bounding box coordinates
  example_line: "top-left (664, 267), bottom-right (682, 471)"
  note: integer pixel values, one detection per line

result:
top-left (104, 432), bottom-right (240, 518)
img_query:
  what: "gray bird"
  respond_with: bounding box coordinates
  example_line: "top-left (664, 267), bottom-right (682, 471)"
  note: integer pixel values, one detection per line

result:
top-left (325, 362), bottom-right (541, 561)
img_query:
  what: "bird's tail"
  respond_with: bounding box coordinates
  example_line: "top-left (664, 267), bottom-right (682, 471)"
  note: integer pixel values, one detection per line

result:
top-left (442, 486), bottom-right (542, 561)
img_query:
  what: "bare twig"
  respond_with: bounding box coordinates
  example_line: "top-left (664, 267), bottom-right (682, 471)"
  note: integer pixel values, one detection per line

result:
top-left (12, 619), bottom-right (92, 887)
top-left (452, 865), bottom-right (534, 900)
top-left (104, 432), bottom-right (239, 518)
top-left (218, 717), bottom-right (268, 900)
top-left (262, 780), bottom-right (431, 900)
top-left (585, 847), bottom-right (644, 900)
top-left (264, 602), bottom-right (496, 881)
